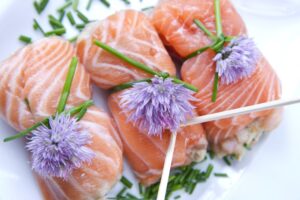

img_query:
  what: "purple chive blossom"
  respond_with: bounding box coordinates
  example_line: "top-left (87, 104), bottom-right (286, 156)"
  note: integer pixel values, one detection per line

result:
top-left (213, 36), bottom-right (260, 85)
top-left (120, 76), bottom-right (196, 136)
top-left (26, 114), bottom-right (94, 179)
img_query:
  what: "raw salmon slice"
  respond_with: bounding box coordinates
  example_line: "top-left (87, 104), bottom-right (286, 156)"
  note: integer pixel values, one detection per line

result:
top-left (109, 92), bottom-right (207, 185)
top-left (76, 10), bottom-right (207, 185)
top-left (0, 37), bottom-right (122, 199)
top-left (181, 49), bottom-right (282, 157)
top-left (76, 9), bottom-right (176, 89)
top-left (151, 0), bottom-right (247, 58)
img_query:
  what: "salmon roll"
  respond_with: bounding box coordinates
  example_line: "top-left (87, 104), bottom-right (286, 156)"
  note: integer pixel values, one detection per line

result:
top-left (0, 37), bottom-right (122, 199)
top-left (76, 10), bottom-right (207, 185)
top-left (152, 0), bottom-right (282, 157)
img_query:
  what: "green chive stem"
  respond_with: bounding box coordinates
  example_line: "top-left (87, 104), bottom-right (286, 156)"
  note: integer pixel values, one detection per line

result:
top-left (86, 0), bottom-right (93, 10)
top-left (100, 0), bottom-right (110, 7)
top-left (141, 6), bottom-right (154, 11)
top-left (76, 10), bottom-right (89, 23)
top-left (120, 176), bottom-right (133, 189)
top-left (212, 73), bottom-right (219, 102)
top-left (214, 173), bottom-right (228, 177)
top-left (72, 0), bottom-right (79, 10)
top-left (57, 1), bottom-right (72, 12)
top-left (94, 40), bottom-right (199, 92)
top-left (19, 35), bottom-right (32, 44)
top-left (75, 23), bottom-right (86, 30)
top-left (49, 15), bottom-right (64, 28)
top-left (94, 40), bottom-right (159, 76)
top-left (121, 0), bottom-right (130, 5)
top-left (56, 57), bottom-right (78, 113)
top-left (3, 100), bottom-right (93, 142)
top-left (214, 0), bottom-right (223, 37)
top-left (68, 35), bottom-right (78, 43)
top-left (33, 19), bottom-right (45, 35)
top-left (194, 19), bottom-right (216, 40)
top-left (185, 45), bottom-right (210, 60)
top-left (67, 12), bottom-right (76, 25)
top-left (117, 187), bottom-right (127, 197)
top-left (112, 79), bottom-right (151, 92)
top-left (223, 156), bottom-right (232, 166)
top-left (34, 0), bottom-right (49, 14)
top-left (59, 11), bottom-right (65, 22)
top-left (45, 28), bottom-right (66, 36)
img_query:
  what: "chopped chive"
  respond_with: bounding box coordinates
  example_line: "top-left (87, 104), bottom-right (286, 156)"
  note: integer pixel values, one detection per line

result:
top-left (76, 10), bottom-right (90, 23)
top-left (120, 176), bottom-right (133, 188)
top-left (34, 0), bottom-right (49, 14)
top-left (75, 23), bottom-right (86, 30)
top-left (76, 107), bottom-right (87, 121)
top-left (138, 183), bottom-right (144, 195)
top-left (214, 173), bottom-right (228, 177)
top-left (100, 0), bottom-right (110, 7)
top-left (86, 0), bottom-right (93, 10)
top-left (203, 164), bottom-right (214, 179)
top-left (24, 98), bottom-right (32, 112)
top-left (223, 156), bottom-right (232, 166)
top-left (214, 0), bottom-right (223, 37)
top-left (174, 195), bottom-right (181, 199)
top-left (57, 1), bottom-right (72, 12)
top-left (194, 19), bottom-right (216, 40)
top-left (48, 15), bottom-right (64, 28)
top-left (211, 73), bottom-right (219, 102)
top-left (208, 150), bottom-right (215, 160)
top-left (56, 57), bottom-right (78, 113)
top-left (121, 0), bottom-right (130, 5)
top-left (93, 40), bottom-right (199, 92)
top-left (244, 143), bottom-right (251, 150)
top-left (186, 182), bottom-right (197, 194)
top-left (126, 193), bottom-right (139, 199)
top-left (67, 12), bottom-right (76, 25)
top-left (141, 6), bottom-right (154, 11)
top-left (72, 0), bottom-right (79, 11)
top-left (45, 28), bottom-right (66, 36)
top-left (3, 100), bottom-right (93, 142)
top-left (19, 35), bottom-right (32, 44)
top-left (68, 35), bottom-right (78, 43)
top-left (59, 11), bottom-right (65, 22)
top-left (117, 187), bottom-right (127, 197)
top-left (33, 19), bottom-right (45, 35)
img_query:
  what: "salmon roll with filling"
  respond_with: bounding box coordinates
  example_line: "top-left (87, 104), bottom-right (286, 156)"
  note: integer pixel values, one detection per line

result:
top-left (152, 0), bottom-right (282, 157)
top-left (151, 0), bottom-right (247, 58)
top-left (76, 10), bottom-right (207, 185)
top-left (0, 37), bottom-right (122, 199)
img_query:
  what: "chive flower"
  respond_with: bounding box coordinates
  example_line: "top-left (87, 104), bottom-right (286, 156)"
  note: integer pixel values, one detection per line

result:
top-left (213, 36), bottom-right (260, 85)
top-left (120, 76), bottom-right (196, 136)
top-left (26, 114), bottom-right (94, 179)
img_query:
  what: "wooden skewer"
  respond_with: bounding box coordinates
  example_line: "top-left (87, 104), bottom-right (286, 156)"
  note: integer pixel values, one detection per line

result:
top-left (157, 98), bottom-right (300, 200)
top-left (157, 131), bottom-right (177, 200)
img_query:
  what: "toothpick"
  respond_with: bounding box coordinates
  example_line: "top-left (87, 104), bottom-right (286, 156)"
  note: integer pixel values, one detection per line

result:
top-left (182, 98), bottom-right (300, 127)
top-left (157, 131), bottom-right (177, 200)
top-left (157, 98), bottom-right (300, 200)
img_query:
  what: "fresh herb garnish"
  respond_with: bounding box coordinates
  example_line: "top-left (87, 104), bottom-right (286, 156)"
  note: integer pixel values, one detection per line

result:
top-left (3, 100), bottom-right (93, 142)
top-left (19, 35), bottom-right (32, 44)
top-left (67, 11), bottom-right (76, 25)
top-left (93, 40), bottom-right (198, 92)
top-left (100, 0), bottom-right (110, 7)
top-left (120, 176), bottom-right (133, 189)
top-left (121, 0), bottom-right (131, 5)
top-left (45, 28), bottom-right (66, 36)
top-left (214, 173), bottom-right (228, 177)
top-left (48, 15), bottom-right (64, 29)
top-left (72, 0), bottom-right (80, 11)
top-left (33, 19), bottom-right (45, 35)
top-left (56, 57), bottom-right (78, 113)
top-left (76, 10), bottom-right (89, 24)
top-left (34, 0), bottom-right (49, 14)
top-left (57, 1), bottom-right (72, 13)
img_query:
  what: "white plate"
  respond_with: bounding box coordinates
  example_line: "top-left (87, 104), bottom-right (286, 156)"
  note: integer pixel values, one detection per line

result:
top-left (0, 0), bottom-right (300, 200)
